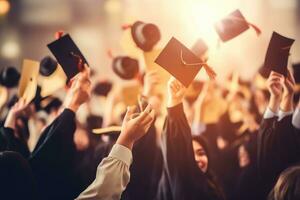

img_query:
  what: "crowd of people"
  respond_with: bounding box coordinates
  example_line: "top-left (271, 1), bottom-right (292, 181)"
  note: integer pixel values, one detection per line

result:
top-left (1, 15), bottom-right (300, 200)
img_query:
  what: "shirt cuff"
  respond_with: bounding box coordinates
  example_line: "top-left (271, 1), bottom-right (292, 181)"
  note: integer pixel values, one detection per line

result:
top-left (109, 144), bottom-right (132, 166)
top-left (278, 109), bottom-right (293, 121)
top-left (191, 122), bottom-right (206, 136)
top-left (292, 108), bottom-right (300, 129)
top-left (263, 107), bottom-right (278, 119)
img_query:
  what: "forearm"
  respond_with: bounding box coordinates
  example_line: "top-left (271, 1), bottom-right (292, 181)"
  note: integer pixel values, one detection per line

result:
top-left (76, 144), bottom-right (132, 200)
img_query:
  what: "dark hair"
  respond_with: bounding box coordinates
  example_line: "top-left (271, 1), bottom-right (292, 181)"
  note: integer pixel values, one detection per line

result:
top-left (192, 136), bottom-right (225, 200)
top-left (268, 165), bottom-right (300, 200)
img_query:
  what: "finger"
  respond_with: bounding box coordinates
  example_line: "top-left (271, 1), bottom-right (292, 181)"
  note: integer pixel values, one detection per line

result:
top-left (124, 106), bottom-right (137, 121)
top-left (287, 70), bottom-right (296, 85)
top-left (270, 71), bottom-right (284, 78)
top-left (170, 83), bottom-right (178, 94)
top-left (135, 104), bottom-right (152, 122)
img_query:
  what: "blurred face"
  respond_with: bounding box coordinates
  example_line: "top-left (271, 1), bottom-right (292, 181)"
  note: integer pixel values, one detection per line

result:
top-left (238, 145), bottom-right (250, 168)
top-left (192, 140), bottom-right (208, 173)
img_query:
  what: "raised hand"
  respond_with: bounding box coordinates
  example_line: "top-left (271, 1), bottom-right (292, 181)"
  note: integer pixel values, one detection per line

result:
top-left (4, 98), bottom-right (28, 130)
top-left (266, 71), bottom-right (284, 113)
top-left (64, 64), bottom-right (91, 112)
top-left (280, 70), bottom-right (295, 112)
top-left (167, 77), bottom-right (187, 107)
top-left (116, 104), bottom-right (155, 150)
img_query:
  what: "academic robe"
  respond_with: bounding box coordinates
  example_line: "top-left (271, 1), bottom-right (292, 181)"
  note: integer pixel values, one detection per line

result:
top-left (257, 115), bottom-right (300, 197)
top-left (156, 103), bottom-right (224, 200)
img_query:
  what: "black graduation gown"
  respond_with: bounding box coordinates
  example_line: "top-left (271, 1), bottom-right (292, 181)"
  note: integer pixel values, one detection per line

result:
top-left (29, 109), bottom-right (78, 200)
top-left (157, 103), bottom-right (224, 200)
top-left (257, 115), bottom-right (300, 197)
top-left (121, 123), bottom-right (163, 200)
top-left (0, 127), bottom-right (30, 158)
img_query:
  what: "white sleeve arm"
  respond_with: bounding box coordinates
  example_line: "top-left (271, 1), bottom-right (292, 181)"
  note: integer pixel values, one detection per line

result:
top-left (75, 144), bottom-right (132, 200)
top-left (292, 108), bottom-right (300, 130)
top-left (263, 107), bottom-right (278, 119)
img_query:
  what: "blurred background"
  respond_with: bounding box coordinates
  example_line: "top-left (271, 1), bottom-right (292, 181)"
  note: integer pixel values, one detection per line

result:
top-left (0, 0), bottom-right (300, 81)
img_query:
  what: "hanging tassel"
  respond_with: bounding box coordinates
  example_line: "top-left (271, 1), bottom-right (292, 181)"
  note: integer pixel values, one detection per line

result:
top-left (121, 24), bottom-right (132, 30)
top-left (55, 30), bottom-right (64, 40)
top-left (203, 64), bottom-right (217, 80)
top-left (247, 22), bottom-right (261, 36)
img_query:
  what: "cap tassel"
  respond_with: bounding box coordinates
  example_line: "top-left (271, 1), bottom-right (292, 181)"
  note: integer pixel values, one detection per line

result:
top-left (203, 64), bottom-right (217, 80)
top-left (247, 22), bottom-right (261, 36)
top-left (55, 30), bottom-right (64, 39)
top-left (121, 24), bottom-right (132, 30)
top-left (180, 50), bottom-right (217, 80)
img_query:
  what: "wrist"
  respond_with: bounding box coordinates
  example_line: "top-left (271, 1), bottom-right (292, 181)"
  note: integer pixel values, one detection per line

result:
top-left (64, 103), bottom-right (79, 113)
top-left (167, 98), bottom-right (182, 108)
top-left (280, 95), bottom-right (294, 112)
top-left (116, 134), bottom-right (134, 150)
top-left (268, 95), bottom-right (281, 113)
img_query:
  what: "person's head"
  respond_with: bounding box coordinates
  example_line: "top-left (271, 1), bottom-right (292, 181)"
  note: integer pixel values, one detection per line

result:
top-left (192, 136), bottom-right (209, 173)
top-left (238, 144), bottom-right (250, 168)
top-left (269, 165), bottom-right (300, 200)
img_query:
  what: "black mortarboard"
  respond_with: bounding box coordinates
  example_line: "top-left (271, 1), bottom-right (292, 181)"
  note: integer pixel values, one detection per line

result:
top-left (40, 96), bottom-right (62, 114)
top-left (130, 21), bottom-right (161, 52)
top-left (0, 66), bottom-right (20, 88)
top-left (47, 34), bottom-right (88, 80)
top-left (292, 63), bottom-right (300, 84)
top-left (214, 9), bottom-right (261, 42)
top-left (112, 56), bottom-right (139, 80)
top-left (263, 32), bottom-right (294, 77)
top-left (155, 37), bottom-right (216, 87)
top-left (39, 56), bottom-right (57, 76)
top-left (93, 81), bottom-right (113, 96)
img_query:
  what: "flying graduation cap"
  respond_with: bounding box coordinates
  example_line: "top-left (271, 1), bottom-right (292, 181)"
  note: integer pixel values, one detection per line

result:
top-left (38, 56), bottom-right (67, 97)
top-left (47, 34), bottom-right (89, 81)
top-left (261, 32), bottom-right (295, 77)
top-left (214, 9), bottom-right (261, 42)
top-left (155, 37), bottom-right (216, 88)
top-left (18, 59), bottom-right (40, 105)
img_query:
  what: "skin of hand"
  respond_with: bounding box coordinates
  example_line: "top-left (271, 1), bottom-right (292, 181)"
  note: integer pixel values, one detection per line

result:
top-left (116, 104), bottom-right (155, 150)
top-left (167, 77), bottom-right (187, 108)
top-left (280, 70), bottom-right (295, 112)
top-left (266, 71), bottom-right (284, 113)
top-left (4, 98), bottom-right (28, 130)
top-left (64, 64), bottom-right (92, 113)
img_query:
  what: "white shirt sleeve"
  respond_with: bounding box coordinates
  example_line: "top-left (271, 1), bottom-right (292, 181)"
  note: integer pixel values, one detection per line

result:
top-left (263, 107), bottom-right (278, 119)
top-left (76, 144), bottom-right (132, 200)
top-left (278, 109), bottom-right (293, 121)
top-left (292, 108), bottom-right (300, 129)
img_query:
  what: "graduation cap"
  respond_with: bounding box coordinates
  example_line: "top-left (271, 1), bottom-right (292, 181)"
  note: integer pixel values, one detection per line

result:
top-left (18, 59), bottom-right (40, 105)
top-left (292, 63), bottom-right (300, 84)
top-left (214, 9), bottom-right (261, 42)
top-left (123, 21), bottom-right (161, 52)
top-left (92, 81), bottom-right (113, 96)
top-left (191, 38), bottom-right (208, 60)
top-left (0, 85), bottom-right (8, 109)
top-left (92, 126), bottom-right (121, 135)
top-left (39, 56), bottom-right (67, 97)
top-left (155, 37), bottom-right (216, 88)
top-left (40, 96), bottom-right (62, 114)
top-left (47, 34), bottom-right (88, 81)
top-left (86, 114), bottom-right (103, 131)
top-left (262, 32), bottom-right (294, 77)
top-left (112, 56), bottom-right (139, 80)
top-left (0, 66), bottom-right (20, 88)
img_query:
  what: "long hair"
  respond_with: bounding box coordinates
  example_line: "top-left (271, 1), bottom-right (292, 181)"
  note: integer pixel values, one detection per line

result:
top-left (268, 165), bottom-right (300, 200)
top-left (192, 136), bottom-right (226, 200)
